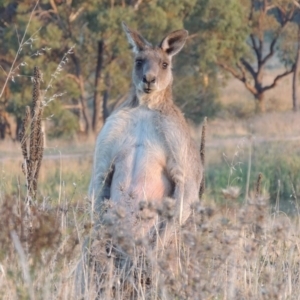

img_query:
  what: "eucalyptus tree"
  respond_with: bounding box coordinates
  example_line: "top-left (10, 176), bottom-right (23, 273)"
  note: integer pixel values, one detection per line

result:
top-left (191, 0), bottom-right (298, 113)
top-left (1, 0), bottom-right (222, 139)
top-left (0, 0), bottom-right (83, 138)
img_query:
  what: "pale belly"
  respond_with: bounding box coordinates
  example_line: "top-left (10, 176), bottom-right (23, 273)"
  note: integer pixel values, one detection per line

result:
top-left (110, 144), bottom-right (173, 209)
top-left (109, 108), bottom-right (173, 216)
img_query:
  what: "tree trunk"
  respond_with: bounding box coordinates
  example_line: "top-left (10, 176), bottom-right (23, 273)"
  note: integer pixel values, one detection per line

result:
top-left (255, 93), bottom-right (265, 113)
top-left (102, 89), bottom-right (110, 122)
top-left (293, 24), bottom-right (300, 112)
top-left (92, 40), bottom-right (104, 134)
top-left (15, 117), bottom-right (22, 141)
top-left (78, 75), bottom-right (91, 135)
top-left (102, 74), bottom-right (111, 123)
top-left (0, 110), bottom-right (12, 140)
top-left (71, 53), bottom-right (92, 136)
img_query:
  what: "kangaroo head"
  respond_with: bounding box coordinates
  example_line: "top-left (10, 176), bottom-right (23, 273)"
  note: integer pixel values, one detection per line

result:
top-left (122, 23), bottom-right (188, 102)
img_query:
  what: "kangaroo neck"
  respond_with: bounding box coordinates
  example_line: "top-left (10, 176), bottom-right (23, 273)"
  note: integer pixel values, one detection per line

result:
top-left (134, 84), bottom-right (173, 109)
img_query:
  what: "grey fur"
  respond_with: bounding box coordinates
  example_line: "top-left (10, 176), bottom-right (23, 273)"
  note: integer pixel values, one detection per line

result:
top-left (89, 24), bottom-right (202, 235)
top-left (76, 24), bottom-right (203, 298)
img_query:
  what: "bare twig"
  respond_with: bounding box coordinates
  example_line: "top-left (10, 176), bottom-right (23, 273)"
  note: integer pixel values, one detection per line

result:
top-left (199, 117), bottom-right (207, 200)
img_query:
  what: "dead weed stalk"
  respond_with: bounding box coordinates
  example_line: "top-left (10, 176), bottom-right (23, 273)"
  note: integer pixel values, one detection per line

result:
top-left (19, 66), bottom-right (44, 204)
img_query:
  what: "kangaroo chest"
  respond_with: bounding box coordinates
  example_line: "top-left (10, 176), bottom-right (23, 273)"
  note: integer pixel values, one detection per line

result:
top-left (110, 107), bottom-right (172, 205)
top-left (113, 107), bottom-right (165, 161)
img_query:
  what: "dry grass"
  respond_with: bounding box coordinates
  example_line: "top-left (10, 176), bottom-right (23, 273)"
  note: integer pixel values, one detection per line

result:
top-left (0, 155), bottom-right (91, 203)
top-left (0, 134), bottom-right (299, 299)
top-left (1, 184), bottom-right (300, 299)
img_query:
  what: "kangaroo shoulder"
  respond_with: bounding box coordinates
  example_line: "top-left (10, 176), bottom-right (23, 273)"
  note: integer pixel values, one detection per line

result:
top-left (159, 102), bottom-right (190, 135)
top-left (98, 107), bottom-right (133, 143)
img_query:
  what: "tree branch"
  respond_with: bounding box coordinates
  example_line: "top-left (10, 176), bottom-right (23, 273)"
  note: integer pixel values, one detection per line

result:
top-left (218, 61), bottom-right (257, 95)
top-left (258, 2), bottom-right (266, 58)
top-left (261, 12), bottom-right (291, 67)
top-left (250, 34), bottom-right (261, 63)
top-left (262, 65), bottom-right (295, 92)
top-left (217, 62), bottom-right (243, 80)
top-left (187, 33), bottom-right (198, 41)
top-left (69, 6), bottom-right (85, 23)
top-left (133, 0), bottom-right (143, 11)
top-left (260, 35), bottom-right (279, 67)
top-left (240, 58), bottom-right (257, 78)
top-left (49, 0), bottom-right (58, 13)
top-left (66, 73), bottom-right (80, 86)
top-left (0, 55), bottom-right (13, 66)
top-left (294, 0), bottom-right (300, 8)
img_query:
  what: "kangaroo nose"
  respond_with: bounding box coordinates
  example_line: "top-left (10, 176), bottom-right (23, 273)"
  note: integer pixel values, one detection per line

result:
top-left (143, 75), bottom-right (156, 84)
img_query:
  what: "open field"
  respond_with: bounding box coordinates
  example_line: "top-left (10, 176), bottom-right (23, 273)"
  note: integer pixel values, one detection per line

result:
top-left (0, 107), bottom-right (300, 299)
top-left (2, 108), bottom-right (300, 205)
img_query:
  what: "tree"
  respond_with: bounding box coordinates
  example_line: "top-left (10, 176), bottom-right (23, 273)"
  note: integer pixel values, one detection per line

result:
top-left (273, 0), bottom-right (300, 112)
top-left (192, 0), bottom-right (298, 113)
top-left (1, 0), bottom-right (222, 140)
top-left (84, 0), bottom-right (217, 130)
top-left (293, 23), bottom-right (300, 111)
top-left (289, 0), bottom-right (300, 111)
top-left (292, 22), bottom-right (300, 111)
top-left (0, 0), bottom-right (90, 138)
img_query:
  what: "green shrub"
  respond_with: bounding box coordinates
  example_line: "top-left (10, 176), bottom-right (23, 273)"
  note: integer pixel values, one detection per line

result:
top-left (206, 144), bottom-right (300, 205)
top-left (45, 102), bottom-right (79, 139)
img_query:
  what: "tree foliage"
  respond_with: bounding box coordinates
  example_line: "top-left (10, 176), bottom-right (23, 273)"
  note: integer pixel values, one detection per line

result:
top-left (1, 0), bottom-right (299, 140)
top-left (0, 0), bottom-right (221, 139)
top-left (198, 0), bottom-right (299, 112)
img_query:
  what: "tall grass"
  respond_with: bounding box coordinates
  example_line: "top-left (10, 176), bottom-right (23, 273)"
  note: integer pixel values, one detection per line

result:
top-left (1, 172), bottom-right (300, 299)
top-left (1, 127), bottom-right (299, 296)
top-left (0, 111), bottom-right (299, 299)
top-left (206, 140), bottom-right (300, 211)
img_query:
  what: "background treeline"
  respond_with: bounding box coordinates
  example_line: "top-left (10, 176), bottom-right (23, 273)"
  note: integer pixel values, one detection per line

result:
top-left (0, 0), bottom-right (300, 140)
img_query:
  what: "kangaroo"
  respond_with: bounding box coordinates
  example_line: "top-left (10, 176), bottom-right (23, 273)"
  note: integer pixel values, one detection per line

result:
top-left (76, 23), bottom-right (203, 299)
top-left (89, 23), bottom-right (202, 240)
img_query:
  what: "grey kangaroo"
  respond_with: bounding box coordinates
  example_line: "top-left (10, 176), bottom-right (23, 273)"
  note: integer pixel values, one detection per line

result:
top-left (89, 23), bottom-right (202, 241)
top-left (75, 23), bottom-right (203, 299)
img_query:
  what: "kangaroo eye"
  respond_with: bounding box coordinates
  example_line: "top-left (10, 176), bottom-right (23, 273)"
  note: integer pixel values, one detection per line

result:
top-left (135, 60), bottom-right (143, 67)
top-left (162, 62), bottom-right (168, 69)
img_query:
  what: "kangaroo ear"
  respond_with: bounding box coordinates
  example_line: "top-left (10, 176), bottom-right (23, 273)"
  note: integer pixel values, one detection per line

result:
top-left (122, 22), bottom-right (151, 53)
top-left (160, 29), bottom-right (188, 57)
